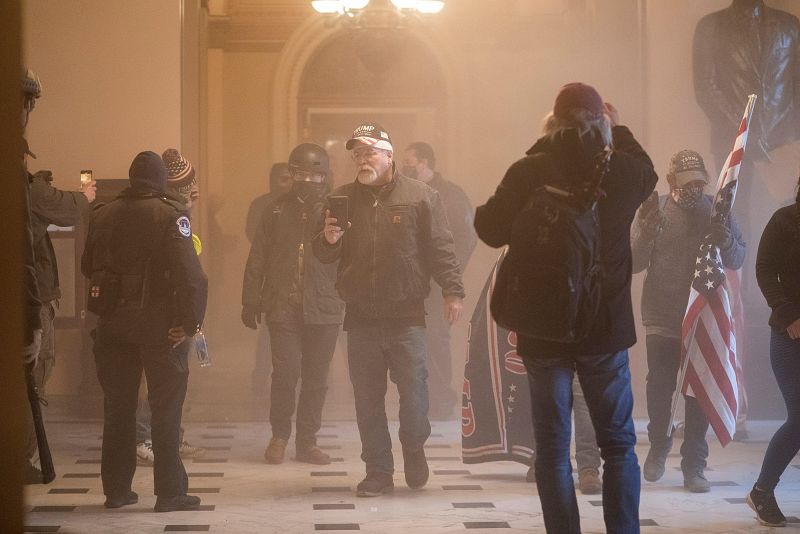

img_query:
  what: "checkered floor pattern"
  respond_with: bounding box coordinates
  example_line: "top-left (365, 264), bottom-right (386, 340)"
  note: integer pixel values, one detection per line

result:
top-left (23, 420), bottom-right (800, 533)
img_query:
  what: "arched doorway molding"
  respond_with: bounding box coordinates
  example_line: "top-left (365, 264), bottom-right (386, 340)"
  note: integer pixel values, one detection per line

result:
top-left (271, 16), bottom-right (465, 174)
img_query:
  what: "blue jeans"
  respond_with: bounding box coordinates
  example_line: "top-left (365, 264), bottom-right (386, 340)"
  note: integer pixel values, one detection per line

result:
top-left (572, 378), bottom-right (601, 471)
top-left (528, 378), bottom-right (601, 472)
top-left (756, 328), bottom-right (800, 491)
top-left (524, 350), bottom-right (640, 534)
top-left (347, 325), bottom-right (431, 475)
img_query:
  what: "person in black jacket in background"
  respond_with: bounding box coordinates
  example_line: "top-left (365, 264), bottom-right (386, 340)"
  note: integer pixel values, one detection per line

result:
top-left (747, 173), bottom-right (800, 528)
top-left (21, 67), bottom-right (97, 483)
top-left (244, 163), bottom-right (292, 403)
top-left (20, 68), bottom-right (44, 484)
top-left (402, 141), bottom-right (476, 420)
top-left (314, 122), bottom-right (465, 498)
top-left (242, 143), bottom-right (344, 466)
top-left (474, 83), bottom-right (657, 534)
top-left (82, 151), bottom-right (207, 512)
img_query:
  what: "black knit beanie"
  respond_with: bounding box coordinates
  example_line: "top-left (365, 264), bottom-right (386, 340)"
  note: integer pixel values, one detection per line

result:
top-left (129, 151), bottom-right (167, 192)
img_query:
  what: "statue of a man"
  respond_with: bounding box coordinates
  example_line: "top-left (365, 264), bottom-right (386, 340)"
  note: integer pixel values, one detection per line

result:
top-left (693, 0), bottom-right (800, 166)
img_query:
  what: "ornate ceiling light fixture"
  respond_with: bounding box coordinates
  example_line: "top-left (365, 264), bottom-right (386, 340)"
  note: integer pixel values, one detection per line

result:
top-left (311, 0), bottom-right (445, 28)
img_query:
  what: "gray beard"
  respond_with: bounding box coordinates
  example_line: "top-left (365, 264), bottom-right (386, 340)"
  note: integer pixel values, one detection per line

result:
top-left (356, 168), bottom-right (378, 185)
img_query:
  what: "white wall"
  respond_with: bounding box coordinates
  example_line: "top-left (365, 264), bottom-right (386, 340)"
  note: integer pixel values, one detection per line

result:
top-left (23, 0), bottom-right (182, 186)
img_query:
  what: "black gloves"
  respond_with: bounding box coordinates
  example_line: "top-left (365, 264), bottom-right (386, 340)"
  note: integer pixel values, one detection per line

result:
top-left (708, 222), bottom-right (734, 250)
top-left (241, 305), bottom-right (263, 330)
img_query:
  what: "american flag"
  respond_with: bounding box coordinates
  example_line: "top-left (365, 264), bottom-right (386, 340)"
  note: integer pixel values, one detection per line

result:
top-left (677, 94), bottom-right (757, 447)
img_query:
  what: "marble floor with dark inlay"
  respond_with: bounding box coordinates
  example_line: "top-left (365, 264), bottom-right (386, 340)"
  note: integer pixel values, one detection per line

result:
top-left (23, 420), bottom-right (800, 533)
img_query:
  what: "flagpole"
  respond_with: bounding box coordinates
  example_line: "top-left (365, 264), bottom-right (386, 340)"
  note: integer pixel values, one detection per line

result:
top-left (672, 94), bottom-right (757, 444)
top-left (667, 319), bottom-right (698, 438)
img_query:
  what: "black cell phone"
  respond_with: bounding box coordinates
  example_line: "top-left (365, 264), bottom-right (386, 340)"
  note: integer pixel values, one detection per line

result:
top-left (329, 195), bottom-right (349, 227)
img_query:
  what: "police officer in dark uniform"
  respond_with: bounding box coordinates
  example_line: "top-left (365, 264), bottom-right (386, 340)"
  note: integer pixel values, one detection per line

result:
top-left (81, 151), bottom-right (208, 512)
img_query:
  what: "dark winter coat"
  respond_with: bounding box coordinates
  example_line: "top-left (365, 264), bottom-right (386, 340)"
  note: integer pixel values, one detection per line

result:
top-left (427, 172), bottom-right (477, 275)
top-left (81, 188), bottom-right (207, 339)
top-left (242, 192), bottom-right (344, 325)
top-left (756, 203), bottom-right (800, 330)
top-left (313, 173), bottom-right (465, 327)
top-left (29, 171), bottom-right (89, 302)
top-left (474, 125), bottom-right (658, 358)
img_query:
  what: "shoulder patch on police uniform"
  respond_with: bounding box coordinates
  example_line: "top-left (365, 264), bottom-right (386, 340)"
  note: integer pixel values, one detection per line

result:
top-left (176, 215), bottom-right (192, 238)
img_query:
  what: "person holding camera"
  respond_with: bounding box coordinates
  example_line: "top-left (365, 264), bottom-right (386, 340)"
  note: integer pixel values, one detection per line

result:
top-left (314, 122), bottom-right (464, 497)
top-left (21, 67), bottom-right (96, 483)
top-left (242, 143), bottom-right (343, 466)
top-left (82, 151), bottom-right (207, 512)
top-left (631, 150), bottom-right (745, 494)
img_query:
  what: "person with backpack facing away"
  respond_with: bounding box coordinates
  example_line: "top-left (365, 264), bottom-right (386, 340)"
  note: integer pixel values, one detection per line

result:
top-left (631, 150), bottom-right (745, 494)
top-left (475, 83), bottom-right (657, 534)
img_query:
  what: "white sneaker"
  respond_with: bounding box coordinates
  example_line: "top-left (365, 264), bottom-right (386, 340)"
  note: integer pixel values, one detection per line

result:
top-left (179, 440), bottom-right (206, 459)
top-left (136, 440), bottom-right (154, 466)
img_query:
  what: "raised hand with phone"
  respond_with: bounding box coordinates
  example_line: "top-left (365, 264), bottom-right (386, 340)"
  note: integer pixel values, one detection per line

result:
top-left (323, 195), bottom-right (351, 245)
top-left (80, 169), bottom-right (97, 203)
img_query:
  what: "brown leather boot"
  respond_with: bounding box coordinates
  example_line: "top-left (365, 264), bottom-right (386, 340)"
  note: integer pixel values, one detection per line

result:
top-left (296, 446), bottom-right (331, 465)
top-left (578, 468), bottom-right (603, 495)
top-left (264, 437), bottom-right (287, 464)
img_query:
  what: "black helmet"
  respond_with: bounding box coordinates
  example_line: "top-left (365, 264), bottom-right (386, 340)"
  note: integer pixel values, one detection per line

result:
top-left (288, 143), bottom-right (329, 176)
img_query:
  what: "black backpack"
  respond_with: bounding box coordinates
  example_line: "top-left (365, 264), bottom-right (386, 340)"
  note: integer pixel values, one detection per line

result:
top-left (490, 149), bottom-right (611, 343)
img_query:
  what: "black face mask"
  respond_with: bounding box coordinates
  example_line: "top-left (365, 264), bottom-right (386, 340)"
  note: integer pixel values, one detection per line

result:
top-left (402, 166), bottom-right (418, 180)
top-left (674, 185), bottom-right (703, 210)
top-left (293, 181), bottom-right (326, 201)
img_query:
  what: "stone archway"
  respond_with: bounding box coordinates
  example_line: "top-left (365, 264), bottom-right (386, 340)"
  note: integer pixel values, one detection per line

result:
top-left (271, 17), bottom-right (464, 175)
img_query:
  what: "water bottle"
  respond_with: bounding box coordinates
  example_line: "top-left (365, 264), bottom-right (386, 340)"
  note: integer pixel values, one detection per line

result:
top-left (194, 330), bottom-right (211, 368)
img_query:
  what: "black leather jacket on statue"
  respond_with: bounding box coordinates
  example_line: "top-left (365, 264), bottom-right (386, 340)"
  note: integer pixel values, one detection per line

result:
top-left (693, 2), bottom-right (800, 159)
top-left (313, 172), bottom-right (465, 327)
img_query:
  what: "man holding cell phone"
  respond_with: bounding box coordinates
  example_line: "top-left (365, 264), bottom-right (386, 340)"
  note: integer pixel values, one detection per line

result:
top-left (313, 122), bottom-right (465, 497)
top-left (24, 157), bottom-right (95, 483)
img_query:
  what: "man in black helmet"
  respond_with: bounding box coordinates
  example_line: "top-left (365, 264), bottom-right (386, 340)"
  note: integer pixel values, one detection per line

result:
top-left (82, 151), bottom-right (208, 512)
top-left (314, 122), bottom-right (465, 497)
top-left (242, 143), bottom-right (344, 466)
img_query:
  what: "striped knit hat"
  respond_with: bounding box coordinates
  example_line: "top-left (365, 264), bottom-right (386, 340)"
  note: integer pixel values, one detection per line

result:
top-left (162, 148), bottom-right (195, 191)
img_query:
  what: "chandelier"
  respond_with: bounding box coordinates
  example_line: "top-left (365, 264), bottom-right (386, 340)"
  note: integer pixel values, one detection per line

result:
top-left (311, 0), bottom-right (445, 28)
